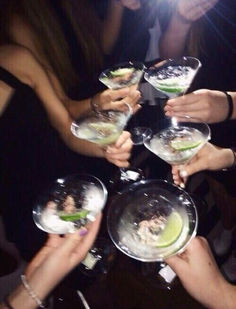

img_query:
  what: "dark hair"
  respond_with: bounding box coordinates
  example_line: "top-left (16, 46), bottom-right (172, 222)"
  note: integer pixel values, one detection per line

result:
top-left (0, 0), bottom-right (103, 93)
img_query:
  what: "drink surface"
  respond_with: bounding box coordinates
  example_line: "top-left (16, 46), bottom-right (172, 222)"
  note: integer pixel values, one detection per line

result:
top-left (71, 110), bottom-right (128, 145)
top-left (100, 68), bottom-right (143, 90)
top-left (73, 121), bottom-right (122, 145)
top-left (146, 126), bottom-right (205, 165)
top-left (145, 65), bottom-right (195, 98)
top-left (37, 182), bottom-right (105, 234)
top-left (117, 204), bottom-right (189, 260)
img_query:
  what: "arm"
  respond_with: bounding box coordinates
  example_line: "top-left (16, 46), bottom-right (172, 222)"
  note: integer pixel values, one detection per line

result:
top-left (165, 89), bottom-right (236, 123)
top-left (0, 45), bottom-right (133, 166)
top-left (171, 143), bottom-right (235, 187)
top-left (159, 0), bottom-right (218, 58)
top-left (101, 0), bottom-right (141, 54)
top-left (9, 15), bottom-right (141, 119)
top-left (1, 215), bottom-right (101, 309)
top-left (166, 237), bottom-right (236, 309)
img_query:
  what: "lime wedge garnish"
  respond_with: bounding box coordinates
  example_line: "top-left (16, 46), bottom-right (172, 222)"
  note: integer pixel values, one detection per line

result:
top-left (110, 68), bottom-right (134, 77)
top-left (156, 211), bottom-right (183, 248)
top-left (59, 210), bottom-right (89, 222)
top-left (90, 122), bottom-right (116, 132)
top-left (170, 139), bottom-right (202, 151)
top-left (158, 86), bottom-right (184, 94)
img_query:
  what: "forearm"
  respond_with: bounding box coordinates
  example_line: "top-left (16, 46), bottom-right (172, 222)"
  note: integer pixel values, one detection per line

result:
top-left (102, 0), bottom-right (124, 54)
top-left (64, 97), bottom-right (92, 119)
top-left (159, 13), bottom-right (191, 58)
top-left (61, 129), bottom-right (104, 158)
top-left (209, 281), bottom-right (236, 309)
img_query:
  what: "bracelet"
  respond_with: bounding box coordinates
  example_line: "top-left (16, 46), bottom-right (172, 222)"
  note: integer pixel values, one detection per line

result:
top-left (3, 296), bottom-right (14, 309)
top-left (222, 91), bottom-right (233, 121)
top-left (21, 275), bottom-right (46, 308)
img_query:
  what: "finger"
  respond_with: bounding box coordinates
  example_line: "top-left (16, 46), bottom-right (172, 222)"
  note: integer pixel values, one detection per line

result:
top-left (107, 135), bottom-right (132, 153)
top-left (108, 88), bottom-right (130, 101)
top-left (164, 254), bottom-right (186, 273)
top-left (115, 131), bottom-right (132, 148)
top-left (70, 214), bottom-right (102, 261)
top-left (106, 151), bottom-right (131, 161)
top-left (61, 214), bottom-right (102, 258)
top-left (108, 159), bottom-right (130, 168)
top-left (178, 161), bottom-right (205, 179)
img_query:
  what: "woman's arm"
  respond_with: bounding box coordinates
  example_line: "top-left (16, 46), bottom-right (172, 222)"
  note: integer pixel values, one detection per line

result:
top-left (165, 89), bottom-right (236, 123)
top-left (1, 215), bottom-right (101, 309)
top-left (0, 45), bottom-right (133, 165)
top-left (171, 143), bottom-right (235, 187)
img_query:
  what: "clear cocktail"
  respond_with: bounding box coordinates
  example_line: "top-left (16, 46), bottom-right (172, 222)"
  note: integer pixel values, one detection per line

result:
top-left (144, 57), bottom-right (202, 99)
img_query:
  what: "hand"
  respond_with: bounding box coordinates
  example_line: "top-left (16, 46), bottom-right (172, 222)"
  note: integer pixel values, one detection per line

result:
top-left (104, 131), bottom-right (133, 167)
top-left (176, 0), bottom-right (218, 23)
top-left (165, 237), bottom-right (233, 309)
top-left (117, 0), bottom-right (141, 10)
top-left (165, 89), bottom-right (229, 123)
top-left (95, 87), bottom-right (141, 114)
top-left (171, 143), bottom-right (234, 186)
top-left (26, 214), bottom-right (101, 285)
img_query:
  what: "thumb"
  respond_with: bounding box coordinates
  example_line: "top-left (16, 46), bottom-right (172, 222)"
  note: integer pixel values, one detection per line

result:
top-left (179, 160), bottom-right (205, 179)
top-left (165, 254), bottom-right (185, 274)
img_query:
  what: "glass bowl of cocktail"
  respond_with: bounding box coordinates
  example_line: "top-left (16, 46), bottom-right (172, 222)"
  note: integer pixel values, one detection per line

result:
top-left (107, 179), bottom-right (198, 262)
top-left (71, 104), bottom-right (132, 146)
top-left (144, 116), bottom-right (211, 167)
top-left (144, 57), bottom-right (201, 102)
top-left (99, 61), bottom-right (149, 148)
top-left (33, 174), bottom-right (107, 234)
top-left (99, 61), bottom-right (145, 90)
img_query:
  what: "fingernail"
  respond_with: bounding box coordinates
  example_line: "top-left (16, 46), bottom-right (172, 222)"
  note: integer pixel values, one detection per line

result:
top-left (79, 228), bottom-right (87, 236)
top-left (180, 182), bottom-right (185, 188)
top-left (180, 170), bottom-right (188, 178)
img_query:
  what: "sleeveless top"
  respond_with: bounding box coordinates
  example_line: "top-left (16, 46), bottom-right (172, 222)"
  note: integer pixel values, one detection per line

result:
top-left (0, 67), bottom-right (91, 260)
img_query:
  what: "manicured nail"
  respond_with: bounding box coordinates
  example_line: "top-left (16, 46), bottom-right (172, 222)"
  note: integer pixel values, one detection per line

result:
top-left (180, 170), bottom-right (188, 178)
top-left (79, 228), bottom-right (87, 236)
top-left (180, 182), bottom-right (185, 188)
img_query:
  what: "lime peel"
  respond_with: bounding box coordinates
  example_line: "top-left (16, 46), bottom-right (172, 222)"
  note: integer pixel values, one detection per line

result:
top-left (170, 139), bottom-right (202, 151)
top-left (110, 68), bottom-right (134, 77)
top-left (59, 210), bottom-right (89, 222)
top-left (156, 211), bottom-right (183, 248)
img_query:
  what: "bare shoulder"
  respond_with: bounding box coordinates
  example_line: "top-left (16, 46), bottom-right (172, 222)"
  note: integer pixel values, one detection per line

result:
top-left (0, 45), bottom-right (36, 86)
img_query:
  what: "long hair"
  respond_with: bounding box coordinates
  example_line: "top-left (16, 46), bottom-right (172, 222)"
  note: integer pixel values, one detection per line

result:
top-left (0, 0), bottom-right (103, 93)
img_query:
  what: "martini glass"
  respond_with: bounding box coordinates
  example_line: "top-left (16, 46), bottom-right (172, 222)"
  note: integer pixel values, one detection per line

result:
top-left (99, 61), bottom-right (147, 183)
top-left (144, 116), bottom-right (210, 175)
top-left (33, 174), bottom-right (107, 234)
top-left (144, 56), bottom-right (202, 109)
top-left (71, 104), bottom-right (133, 184)
top-left (107, 179), bottom-right (198, 287)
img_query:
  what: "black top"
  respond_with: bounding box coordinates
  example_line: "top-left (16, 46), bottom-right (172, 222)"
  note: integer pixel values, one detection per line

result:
top-left (0, 67), bottom-right (106, 260)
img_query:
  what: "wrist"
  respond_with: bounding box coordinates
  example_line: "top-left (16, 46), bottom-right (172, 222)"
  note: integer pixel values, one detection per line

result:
top-left (173, 10), bottom-right (192, 28)
top-left (217, 281), bottom-right (236, 309)
top-left (221, 148), bottom-right (236, 170)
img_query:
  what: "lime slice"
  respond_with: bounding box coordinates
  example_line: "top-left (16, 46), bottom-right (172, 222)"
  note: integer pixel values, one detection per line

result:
top-left (156, 211), bottom-right (183, 248)
top-left (158, 86), bottom-right (185, 94)
top-left (59, 210), bottom-right (89, 222)
top-left (170, 139), bottom-right (202, 151)
top-left (110, 68), bottom-right (134, 77)
top-left (89, 122), bottom-right (116, 132)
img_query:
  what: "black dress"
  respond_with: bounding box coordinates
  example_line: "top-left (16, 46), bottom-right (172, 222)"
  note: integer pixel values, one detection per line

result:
top-left (0, 67), bottom-right (97, 260)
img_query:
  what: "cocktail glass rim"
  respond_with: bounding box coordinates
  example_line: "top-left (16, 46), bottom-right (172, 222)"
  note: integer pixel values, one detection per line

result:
top-left (107, 178), bottom-right (198, 262)
top-left (99, 60), bottom-right (146, 85)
